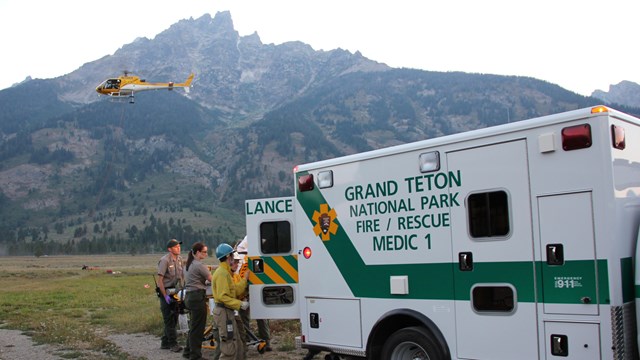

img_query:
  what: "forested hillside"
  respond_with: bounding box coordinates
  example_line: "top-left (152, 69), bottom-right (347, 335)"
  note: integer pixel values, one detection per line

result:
top-left (1, 12), bottom-right (638, 256)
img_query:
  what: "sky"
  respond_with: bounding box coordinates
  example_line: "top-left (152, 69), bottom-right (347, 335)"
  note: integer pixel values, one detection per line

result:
top-left (0, 0), bottom-right (638, 96)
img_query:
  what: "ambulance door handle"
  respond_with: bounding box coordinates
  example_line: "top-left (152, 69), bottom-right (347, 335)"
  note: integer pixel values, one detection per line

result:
top-left (546, 244), bottom-right (564, 265)
top-left (551, 335), bottom-right (569, 356)
top-left (252, 259), bottom-right (264, 274)
top-left (459, 252), bottom-right (473, 271)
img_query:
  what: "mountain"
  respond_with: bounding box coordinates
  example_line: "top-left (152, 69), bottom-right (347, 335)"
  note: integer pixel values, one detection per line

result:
top-left (592, 81), bottom-right (640, 108)
top-left (1, 11), bottom-right (638, 256)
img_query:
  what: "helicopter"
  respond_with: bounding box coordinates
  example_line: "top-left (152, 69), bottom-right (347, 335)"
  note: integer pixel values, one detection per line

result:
top-left (95, 72), bottom-right (194, 103)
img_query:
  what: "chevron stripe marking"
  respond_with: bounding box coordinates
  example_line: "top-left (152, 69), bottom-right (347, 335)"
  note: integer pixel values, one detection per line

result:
top-left (249, 271), bottom-right (263, 285)
top-left (274, 255), bottom-right (298, 283)
top-left (264, 261), bottom-right (287, 284)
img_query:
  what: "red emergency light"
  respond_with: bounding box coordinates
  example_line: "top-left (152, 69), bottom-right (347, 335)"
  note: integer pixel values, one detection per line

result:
top-left (298, 174), bottom-right (314, 192)
top-left (611, 124), bottom-right (626, 150)
top-left (303, 247), bottom-right (312, 259)
top-left (561, 124), bottom-right (592, 151)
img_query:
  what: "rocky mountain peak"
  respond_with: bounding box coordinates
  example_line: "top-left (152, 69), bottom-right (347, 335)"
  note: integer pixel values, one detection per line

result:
top-left (591, 80), bottom-right (640, 108)
top-left (167, 11), bottom-right (239, 42)
top-left (54, 11), bottom-right (387, 117)
top-left (208, 11), bottom-right (235, 31)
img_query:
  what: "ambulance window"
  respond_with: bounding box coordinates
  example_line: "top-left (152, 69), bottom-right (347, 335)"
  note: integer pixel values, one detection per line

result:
top-left (259, 221), bottom-right (292, 254)
top-left (472, 285), bottom-right (515, 312)
top-left (468, 191), bottom-right (510, 238)
top-left (262, 286), bottom-right (294, 305)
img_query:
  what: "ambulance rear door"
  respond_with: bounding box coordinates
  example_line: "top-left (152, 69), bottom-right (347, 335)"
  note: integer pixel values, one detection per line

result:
top-left (245, 197), bottom-right (299, 319)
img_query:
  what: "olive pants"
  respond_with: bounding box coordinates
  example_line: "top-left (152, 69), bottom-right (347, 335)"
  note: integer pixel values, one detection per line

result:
top-left (213, 305), bottom-right (244, 360)
top-left (212, 312), bottom-right (247, 360)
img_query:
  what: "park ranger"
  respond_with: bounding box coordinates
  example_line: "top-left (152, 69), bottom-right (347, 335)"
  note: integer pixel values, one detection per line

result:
top-left (156, 238), bottom-right (184, 352)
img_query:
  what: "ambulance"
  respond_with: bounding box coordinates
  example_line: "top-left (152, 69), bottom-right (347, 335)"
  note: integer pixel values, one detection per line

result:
top-left (244, 106), bottom-right (640, 359)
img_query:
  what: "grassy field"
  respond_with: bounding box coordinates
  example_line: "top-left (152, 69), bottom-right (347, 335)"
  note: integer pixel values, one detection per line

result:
top-left (0, 254), bottom-right (301, 359)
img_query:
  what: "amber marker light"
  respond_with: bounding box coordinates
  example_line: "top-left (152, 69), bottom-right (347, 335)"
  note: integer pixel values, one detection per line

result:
top-left (591, 105), bottom-right (609, 114)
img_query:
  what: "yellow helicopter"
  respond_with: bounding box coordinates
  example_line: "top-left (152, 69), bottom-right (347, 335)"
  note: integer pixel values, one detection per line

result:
top-left (95, 72), bottom-right (194, 103)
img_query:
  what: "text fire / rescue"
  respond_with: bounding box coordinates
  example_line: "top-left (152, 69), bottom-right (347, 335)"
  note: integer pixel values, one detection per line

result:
top-left (345, 170), bottom-right (462, 252)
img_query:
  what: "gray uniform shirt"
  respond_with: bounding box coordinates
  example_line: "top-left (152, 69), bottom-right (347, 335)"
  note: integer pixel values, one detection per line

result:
top-left (184, 259), bottom-right (210, 291)
top-left (157, 253), bottom-right (184, 288)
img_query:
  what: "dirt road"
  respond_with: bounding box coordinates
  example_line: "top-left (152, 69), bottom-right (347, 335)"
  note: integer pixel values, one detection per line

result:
top-left (0, 328), bottom-right (314, 360)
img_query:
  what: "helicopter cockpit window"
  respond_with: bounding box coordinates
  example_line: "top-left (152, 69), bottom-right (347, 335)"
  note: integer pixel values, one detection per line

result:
top-left (105, 79), bottom-right (120, 89)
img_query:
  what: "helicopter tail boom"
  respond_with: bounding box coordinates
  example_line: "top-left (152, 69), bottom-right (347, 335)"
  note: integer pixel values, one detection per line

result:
top-left (176, 73), bottom-right (194, 88)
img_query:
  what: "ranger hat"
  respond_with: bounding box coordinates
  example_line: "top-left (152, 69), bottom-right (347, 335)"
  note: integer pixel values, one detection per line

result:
top-left (166, 239), bottom-right (182, 249)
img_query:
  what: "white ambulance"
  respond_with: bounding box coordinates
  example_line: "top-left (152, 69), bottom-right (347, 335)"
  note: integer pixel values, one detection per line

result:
top-left (244, 106), bottom-right (640, 359)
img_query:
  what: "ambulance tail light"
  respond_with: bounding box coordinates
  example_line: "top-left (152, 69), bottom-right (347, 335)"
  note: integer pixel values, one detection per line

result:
top-left (561, 124), bottom-right (592, 151)
top-left (298, 174), bottom-right (314, 192)
top-left (303, 247), bottom-right (312, 259)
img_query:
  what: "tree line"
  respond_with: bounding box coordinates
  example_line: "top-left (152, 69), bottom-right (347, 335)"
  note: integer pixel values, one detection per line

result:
top-left (1, 215), bottom-right (238, 257)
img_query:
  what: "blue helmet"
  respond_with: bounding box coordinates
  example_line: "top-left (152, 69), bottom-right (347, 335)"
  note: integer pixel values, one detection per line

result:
top-left (216, 243), bottom-right (234, 260)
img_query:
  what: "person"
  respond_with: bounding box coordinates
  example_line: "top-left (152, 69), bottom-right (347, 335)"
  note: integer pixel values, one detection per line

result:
top-left (212, 243), bottom-right (249, 360)
top-left (232, 251), bottom-right (250, 359)
top-left (182, 242), bottom-right (212, 360)
top-left (156, 238), bottom-right (184, 352)
top-left (212, 250), bottom-right (249, 360)
top-left (236, 236), bottom-right (272, 351)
